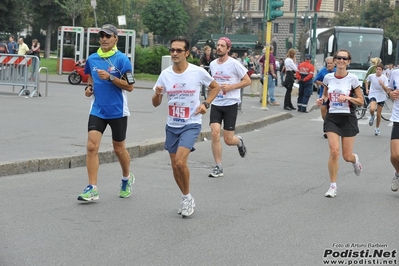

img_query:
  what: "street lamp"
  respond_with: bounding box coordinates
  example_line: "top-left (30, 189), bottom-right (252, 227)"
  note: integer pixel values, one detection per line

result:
top-left (90, 0), bottom-right (98, 28)
top-left (235, 8), bottom-right (246, 31)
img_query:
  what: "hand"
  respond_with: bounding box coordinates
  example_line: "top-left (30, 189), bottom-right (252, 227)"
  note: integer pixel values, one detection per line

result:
top-left (390, 90), bottom-right (399, 100)
top-left (337, 94), bottom-right (348, 103)
top-left (97, 70), bottom-right (110, 80)
top-left (154, 86), bottom-right (164, 95)
top-left (316, 98), bottom-right (324, 106)
top-left (195, 104), bottom-right (207, 115)
top-left (220, 84), bottom-right (232, 93)
top-left (85, 86), bottom-right (93, 97)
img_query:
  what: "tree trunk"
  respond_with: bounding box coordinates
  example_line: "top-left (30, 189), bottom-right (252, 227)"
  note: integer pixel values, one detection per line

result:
top-left (44, 23), bottom-right (53, 59)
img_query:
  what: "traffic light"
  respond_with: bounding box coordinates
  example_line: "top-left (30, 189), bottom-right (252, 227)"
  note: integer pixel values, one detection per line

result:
top-left (268, 0), bottom-right (284, 21)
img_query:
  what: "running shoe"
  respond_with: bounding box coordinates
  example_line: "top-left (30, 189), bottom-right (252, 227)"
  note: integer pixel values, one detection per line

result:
top-left (353, 154), bottom-right (362, 176)
top-left (369, 115), bottom-right (375, 126)
top-left (120, 173), bottom-right (135, 198)
top-left (77, 185), bottom-right (99, 201)
top-left (209, 165), bottom-right (224, 178)
top-left (181, 197), bottom-right (195, 217)
top-left (325, 187), bottom-right (337, 198)
top-left (375, 128), bottom-right (380, 136)
top-left (237, 136), bottom-right (247, 158)
top-left (391, 175), bottom-right (399, 192)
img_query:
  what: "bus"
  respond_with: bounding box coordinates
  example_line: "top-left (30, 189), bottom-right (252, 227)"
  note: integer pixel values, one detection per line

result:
top-left (299, 28), bottom-right (330, 72)
top-left (316, 26), bottom-right (393, 70)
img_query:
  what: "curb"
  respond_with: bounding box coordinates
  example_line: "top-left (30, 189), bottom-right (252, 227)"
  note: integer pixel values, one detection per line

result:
top-left (0, 113), bottom-right (292, 177)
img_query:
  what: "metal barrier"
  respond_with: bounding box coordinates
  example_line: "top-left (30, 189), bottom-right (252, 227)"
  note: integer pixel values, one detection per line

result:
top-left (0, 53), bottom-right (42, 97)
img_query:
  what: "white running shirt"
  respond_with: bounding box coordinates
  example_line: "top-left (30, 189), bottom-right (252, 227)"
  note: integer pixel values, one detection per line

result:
top-left (388, 69), bottom-right (399, 122)
top-left (209, 57), bottom-right (248, 106)
top-left (154, 63), bottom-right (214, 128)
top-left (323, 73), bottom-right (360, 114)
top-left (366, 73), bottom-right (388, 103)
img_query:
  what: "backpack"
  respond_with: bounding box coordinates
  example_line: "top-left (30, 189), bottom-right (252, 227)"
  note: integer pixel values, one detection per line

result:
top-left (0, 43), bottom-right (8, 54)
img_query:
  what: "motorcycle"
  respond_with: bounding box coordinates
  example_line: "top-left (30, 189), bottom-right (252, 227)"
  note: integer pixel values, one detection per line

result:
top-left (68, 59), bottom-right (88, 85)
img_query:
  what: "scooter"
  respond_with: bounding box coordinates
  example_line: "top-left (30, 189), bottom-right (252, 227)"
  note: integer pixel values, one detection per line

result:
top-left (68, 59), bottom-right (88, 85)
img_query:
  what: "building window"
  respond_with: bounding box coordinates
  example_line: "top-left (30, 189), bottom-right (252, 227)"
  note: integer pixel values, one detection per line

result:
top-left (334, 0), bottom-right (344, 12)
top-left (289, 23), bottom-right (294, 33)
top-left (289, 0), bottom-right (294, 12)
top-left (273, 23), bottom-right (279, 33)
top-left (309, 0), bottom-right (315, 10)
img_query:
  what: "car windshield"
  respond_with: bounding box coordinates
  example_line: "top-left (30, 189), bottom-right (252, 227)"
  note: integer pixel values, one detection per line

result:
top-left (348, 70), bottom-right (366, 82)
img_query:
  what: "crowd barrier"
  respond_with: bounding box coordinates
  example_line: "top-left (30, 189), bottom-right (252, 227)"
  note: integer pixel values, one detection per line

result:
top-left (0, 54), bottom-right (43, 97)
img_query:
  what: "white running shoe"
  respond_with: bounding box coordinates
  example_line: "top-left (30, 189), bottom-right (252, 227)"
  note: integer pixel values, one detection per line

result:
top-left (209, 166), bottom-right (224, 178)
top-left (325, 187), bottom-right (337, 198)
top-left (375, 128), bottom-right (380, 136)
top-left (369, 115), bottom-right (375, 126)
top-left (353, 154), bottom-right (362, 176)
top-left (391, 175), bottom-right (399, 192)
top-left (181, 197), bottom-right (195, 217)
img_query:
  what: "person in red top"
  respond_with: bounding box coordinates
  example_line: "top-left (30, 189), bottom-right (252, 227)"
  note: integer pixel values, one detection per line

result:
top-left (295, 54), bottom-right (315, 112)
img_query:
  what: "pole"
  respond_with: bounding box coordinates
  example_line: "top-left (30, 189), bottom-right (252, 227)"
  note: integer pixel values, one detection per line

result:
top-left (311, 11), bottom-right (317, 65)
top-left (293, 0), bottom-right (297, 49)
top-left (261, 20), bottom-right (272, 109)
top-left (221, 0), bottom-right (225, 34)
top-left (262, 0), bottom-right (267, 45)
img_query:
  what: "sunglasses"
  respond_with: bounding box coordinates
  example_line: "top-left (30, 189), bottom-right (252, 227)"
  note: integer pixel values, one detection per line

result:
top-left (169, 48), bottom-right (186, 54)
top-left (335, 56), bottom-right (349, 61)
top-left (99, 33), bottom-right (113, 39)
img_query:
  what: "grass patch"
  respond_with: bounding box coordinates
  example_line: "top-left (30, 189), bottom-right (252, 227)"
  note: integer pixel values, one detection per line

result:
top-left (38, 58), bottom-right (159, 81)
top-left (39, 58), bottom-right (58, 75)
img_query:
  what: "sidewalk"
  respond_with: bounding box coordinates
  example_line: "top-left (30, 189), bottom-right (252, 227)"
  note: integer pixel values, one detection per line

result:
top-left (0, 74), bottom-right (315, 177)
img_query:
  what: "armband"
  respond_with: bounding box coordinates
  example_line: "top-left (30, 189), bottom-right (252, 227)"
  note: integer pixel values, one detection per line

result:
top-left (123, 72), bottom-right (135, 85)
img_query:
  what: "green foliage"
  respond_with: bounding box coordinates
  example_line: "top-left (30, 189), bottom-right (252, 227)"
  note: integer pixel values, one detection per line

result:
top-left (187, 57), bottom-right (200, 66)
top-left (141, 0), bottom-right (189, 40)
top-left (134, 45), bottom-right (169, 74)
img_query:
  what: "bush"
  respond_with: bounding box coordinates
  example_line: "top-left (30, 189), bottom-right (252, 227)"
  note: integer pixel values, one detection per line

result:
top-left (134, 45), bottom-right (169, 74)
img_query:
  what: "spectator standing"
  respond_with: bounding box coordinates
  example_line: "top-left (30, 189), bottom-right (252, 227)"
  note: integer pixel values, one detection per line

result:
top-left (17, 38), bottom-right (29, 55)
top-left (78, 24), bottom-right (135, 202)
top-left (259, 46), bottom-right (279, 106)
top-left (282, 48), bottom-right (298, 111)
top-left (316, 49), bottom-right (363, 198)
top-left (29, 39), bottom-right (40, 80)
top-left (199, 45), bottom-right (216, 72)
top-left (152, 36), bottom-right (220, 217)
top-left (7, 36), bottom-right (18, 54)
top-left (0, 38), bottom-right (9, 54)
top-left (295, 54), bottom-right (315, 112)
top-left (208, 37), bottom-right (251, 178)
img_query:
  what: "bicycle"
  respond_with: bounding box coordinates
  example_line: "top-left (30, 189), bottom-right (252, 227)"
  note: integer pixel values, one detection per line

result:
top-left (355, 92), bottom-right (393, 121)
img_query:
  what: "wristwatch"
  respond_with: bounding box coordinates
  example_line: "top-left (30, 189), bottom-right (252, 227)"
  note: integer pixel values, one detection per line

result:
top-left (108, 75), bottom-right (115, 82)
top-left (202, 102), bottom-right (210, 109)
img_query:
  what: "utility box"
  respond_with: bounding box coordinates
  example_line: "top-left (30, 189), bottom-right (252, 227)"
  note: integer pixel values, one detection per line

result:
top-left (161, 55), bottom-right (173, 71)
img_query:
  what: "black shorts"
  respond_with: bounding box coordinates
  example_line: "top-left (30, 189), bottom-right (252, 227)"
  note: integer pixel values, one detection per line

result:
top-left (209, 103), bottom-right (238, 131)
top-left (324, 112), bottom-right (359, 137)
top-left (369, 97), bottom-right (385, 107)
top-left (88, 115), bottom-right (128, 142)
top-left (391, 122), bottom-right (399, 140)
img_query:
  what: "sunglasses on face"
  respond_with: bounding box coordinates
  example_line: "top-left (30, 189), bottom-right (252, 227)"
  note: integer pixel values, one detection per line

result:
top-left (99, 33), bottom-right (113, 39)
top-left (335, 56), bottom-right (349, 61)
top-left (169, 48), bottom-right (186, 54)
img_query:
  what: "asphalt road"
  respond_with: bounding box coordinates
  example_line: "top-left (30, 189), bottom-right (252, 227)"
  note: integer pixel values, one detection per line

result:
top-left (1, 109), bottom-right (398, 266)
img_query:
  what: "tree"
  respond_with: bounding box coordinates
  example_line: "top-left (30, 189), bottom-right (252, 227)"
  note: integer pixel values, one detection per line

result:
top-left (205, 0), bottom-right (238, 34)
top-left (0, 0), bottom-right (28, 35)
top-left (141, 0), bottom-right (189, 42)
top-left (55, 0), bottom-right (89, 26)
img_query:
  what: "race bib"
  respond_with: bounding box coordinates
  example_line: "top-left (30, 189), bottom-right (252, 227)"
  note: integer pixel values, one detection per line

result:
top-left (168, 103), bottom-right (189, 118)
